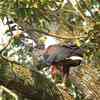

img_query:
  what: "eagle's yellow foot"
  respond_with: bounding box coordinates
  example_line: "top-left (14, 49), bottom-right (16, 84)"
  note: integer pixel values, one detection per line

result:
top-left (56, 83), bottom-right (67, 90)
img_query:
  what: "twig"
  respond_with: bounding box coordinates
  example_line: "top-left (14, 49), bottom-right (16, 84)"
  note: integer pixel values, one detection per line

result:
top-left (27, 29), bottom-right (87, 39)
top-left (69, 0), bottom-right (86, 21)
top-left (1, 51), bottom-right (22, 65)
top-left (0, 85), bottom-right (18, 100)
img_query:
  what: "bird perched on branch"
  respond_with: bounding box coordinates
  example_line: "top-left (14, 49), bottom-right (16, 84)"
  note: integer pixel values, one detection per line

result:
top-left (43, 42), bottom-right (84, 87)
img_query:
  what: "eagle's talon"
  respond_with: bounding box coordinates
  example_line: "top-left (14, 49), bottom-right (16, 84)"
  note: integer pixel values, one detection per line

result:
top-left (56, 83), bottom-right (67, 90)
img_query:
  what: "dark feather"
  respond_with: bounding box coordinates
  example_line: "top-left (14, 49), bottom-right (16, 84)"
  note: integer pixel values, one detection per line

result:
top-left (43, 44), bottom-right (84, 65)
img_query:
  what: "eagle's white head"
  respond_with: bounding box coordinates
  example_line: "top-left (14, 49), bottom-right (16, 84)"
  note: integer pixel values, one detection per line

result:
top-left (40, 35), bottom-right (60, 49)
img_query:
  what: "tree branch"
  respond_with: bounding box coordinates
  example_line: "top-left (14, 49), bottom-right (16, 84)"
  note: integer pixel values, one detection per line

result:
top-left (27, 29), bottom-right (87, 39)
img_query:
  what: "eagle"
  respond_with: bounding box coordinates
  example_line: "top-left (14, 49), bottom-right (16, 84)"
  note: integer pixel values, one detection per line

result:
top-left (43, 42), bottom-right (84, 87)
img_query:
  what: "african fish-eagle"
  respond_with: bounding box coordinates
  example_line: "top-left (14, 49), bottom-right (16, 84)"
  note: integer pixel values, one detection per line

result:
top-left (43, 42), bottom-right (84, 87)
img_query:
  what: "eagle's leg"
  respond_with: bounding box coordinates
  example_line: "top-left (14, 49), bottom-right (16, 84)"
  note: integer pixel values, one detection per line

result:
top-left (58, 66), bottom-right (70, 88)
top-left (62, 66), bottom-right (70, 84)
top-left (51, 64), bottom-right (57, 80)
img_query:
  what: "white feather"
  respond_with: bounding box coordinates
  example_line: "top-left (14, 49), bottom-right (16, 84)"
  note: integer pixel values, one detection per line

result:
top-left (69, 56), bottom-right (83, 60)
top-left (44, 36), bottom-right (59, 48)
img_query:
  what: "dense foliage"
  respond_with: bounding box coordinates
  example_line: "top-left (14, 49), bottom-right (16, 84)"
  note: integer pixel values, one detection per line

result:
top-left (0, 0), bottom-right (100, 100)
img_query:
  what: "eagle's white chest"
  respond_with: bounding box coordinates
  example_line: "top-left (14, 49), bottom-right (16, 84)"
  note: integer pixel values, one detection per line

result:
top-left (44, 36), bottom-right (59, 48)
